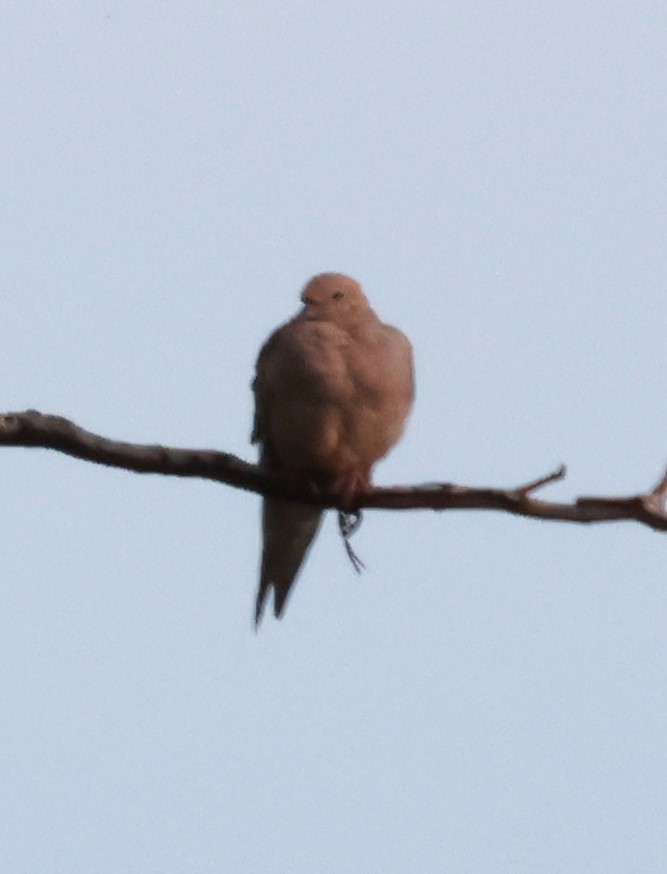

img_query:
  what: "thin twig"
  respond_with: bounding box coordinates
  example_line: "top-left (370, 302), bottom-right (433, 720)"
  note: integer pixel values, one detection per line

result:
top-left (517, 464), bottom-right (567, 495)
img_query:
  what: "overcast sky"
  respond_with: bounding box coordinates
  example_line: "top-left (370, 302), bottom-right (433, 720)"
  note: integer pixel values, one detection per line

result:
top-left (2, 2), bottom-right (667, 872)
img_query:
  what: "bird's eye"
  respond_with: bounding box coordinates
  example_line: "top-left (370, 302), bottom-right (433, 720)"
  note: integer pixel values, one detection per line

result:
top-left (332, 291), bottom-right (344, 300)
top-left (302, 295), bottom-right (314, 305)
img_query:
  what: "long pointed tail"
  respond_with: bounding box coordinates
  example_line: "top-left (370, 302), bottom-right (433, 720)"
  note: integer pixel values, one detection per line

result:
top-left (255, 498), bottom-right (323, 626)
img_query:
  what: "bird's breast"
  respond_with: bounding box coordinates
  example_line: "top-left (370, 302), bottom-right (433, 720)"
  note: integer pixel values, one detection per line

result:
top-left (268, 323), bottom-right (412, 476)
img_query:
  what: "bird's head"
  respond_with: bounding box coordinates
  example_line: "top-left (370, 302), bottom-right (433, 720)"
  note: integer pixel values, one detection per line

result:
top-left (299, 273), bottom-right (370, 324)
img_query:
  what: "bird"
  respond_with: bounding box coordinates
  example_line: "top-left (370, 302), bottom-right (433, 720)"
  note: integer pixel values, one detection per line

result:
top-left (251, 272), bottom-right (414, 625)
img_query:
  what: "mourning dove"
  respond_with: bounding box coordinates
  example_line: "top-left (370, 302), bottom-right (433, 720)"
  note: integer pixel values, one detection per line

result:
top-left (251, 273), bottom-right (414, 625)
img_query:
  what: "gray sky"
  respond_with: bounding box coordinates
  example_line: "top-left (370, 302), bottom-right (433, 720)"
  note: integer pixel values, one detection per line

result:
top-left (2, 2), bottom-right (667, 871)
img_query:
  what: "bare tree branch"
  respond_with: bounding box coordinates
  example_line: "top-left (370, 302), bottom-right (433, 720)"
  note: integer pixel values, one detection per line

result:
top-left (2, 409), bottom-right (667, 532)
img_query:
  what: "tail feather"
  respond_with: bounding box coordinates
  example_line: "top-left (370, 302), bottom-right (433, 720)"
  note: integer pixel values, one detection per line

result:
top-left (255, 498), bottom-right (323, 626)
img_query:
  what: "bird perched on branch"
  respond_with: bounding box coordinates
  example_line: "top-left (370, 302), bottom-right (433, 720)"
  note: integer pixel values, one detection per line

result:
top-left (251, 273), bottom-right (414, 625)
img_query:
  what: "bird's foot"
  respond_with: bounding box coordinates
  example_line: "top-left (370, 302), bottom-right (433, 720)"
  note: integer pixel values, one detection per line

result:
top-left (330, 469), bottom-right (371, 511)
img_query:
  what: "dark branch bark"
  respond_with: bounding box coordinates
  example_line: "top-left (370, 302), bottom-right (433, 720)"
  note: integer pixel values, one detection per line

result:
top-left (2, 409), bottom-right (667, 532)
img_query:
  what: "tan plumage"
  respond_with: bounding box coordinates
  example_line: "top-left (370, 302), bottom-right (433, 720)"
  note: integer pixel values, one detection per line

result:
top-left (252, 273), bottom-right (414, 624)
